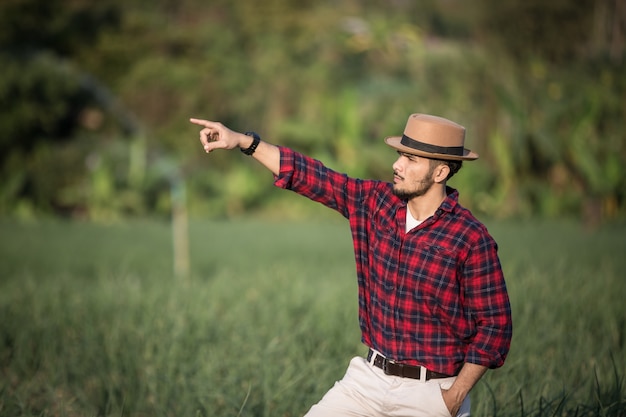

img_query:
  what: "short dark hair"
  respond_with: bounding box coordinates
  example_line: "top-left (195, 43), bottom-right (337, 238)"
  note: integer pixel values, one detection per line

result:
top-left (429, 158), bottom-right (463, 181)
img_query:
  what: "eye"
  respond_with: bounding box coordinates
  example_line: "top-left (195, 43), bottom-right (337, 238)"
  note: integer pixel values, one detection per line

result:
top-left (397, 151), bottom-right (417, 162)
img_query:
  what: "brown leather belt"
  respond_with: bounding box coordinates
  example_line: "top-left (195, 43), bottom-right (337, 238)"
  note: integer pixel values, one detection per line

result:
top-left (367, 349), bottom-right (452, 380)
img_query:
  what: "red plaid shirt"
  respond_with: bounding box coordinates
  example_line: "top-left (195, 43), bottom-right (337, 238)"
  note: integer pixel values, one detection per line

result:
top-left (274, 147), bottom-right (512, 376)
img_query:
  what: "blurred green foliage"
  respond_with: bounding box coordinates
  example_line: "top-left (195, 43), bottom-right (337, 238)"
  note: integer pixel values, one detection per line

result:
top-left (0, 0), bottom-right (624, 221)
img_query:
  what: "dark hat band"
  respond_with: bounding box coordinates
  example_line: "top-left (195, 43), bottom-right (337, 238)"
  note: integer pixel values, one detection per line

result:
top-left (401, 134), bottom-right (465, 156)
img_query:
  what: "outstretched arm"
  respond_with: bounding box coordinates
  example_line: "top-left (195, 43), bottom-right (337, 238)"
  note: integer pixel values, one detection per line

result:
top-left (190, 118), bottom-right (281, 176)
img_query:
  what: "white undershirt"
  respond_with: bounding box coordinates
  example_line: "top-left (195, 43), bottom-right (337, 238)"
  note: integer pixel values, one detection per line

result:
top-left (405, 207), bottom-right (423, 232)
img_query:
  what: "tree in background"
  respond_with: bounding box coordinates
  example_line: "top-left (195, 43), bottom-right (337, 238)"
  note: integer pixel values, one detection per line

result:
top-left (0, 0), bottom-right (140, 217)
top-left (475, 0), bottom-right (625, 221)
top-left (1, 0), bottom-right (624, 221)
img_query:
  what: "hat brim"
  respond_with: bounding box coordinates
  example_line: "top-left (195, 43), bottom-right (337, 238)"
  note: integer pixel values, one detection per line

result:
top-left (384, 136), bottom-right (479, 161)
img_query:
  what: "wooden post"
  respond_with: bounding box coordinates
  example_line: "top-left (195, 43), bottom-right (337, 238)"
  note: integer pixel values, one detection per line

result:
top-left (171, 176), bottom-right (190, 283)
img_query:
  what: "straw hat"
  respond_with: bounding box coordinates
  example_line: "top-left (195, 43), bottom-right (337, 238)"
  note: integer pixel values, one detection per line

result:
top-left (384, 114), bottom-right (478, 161)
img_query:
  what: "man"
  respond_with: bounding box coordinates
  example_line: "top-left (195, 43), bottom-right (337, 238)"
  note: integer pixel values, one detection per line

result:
top-left (190, 113), bottom-right (512, 417)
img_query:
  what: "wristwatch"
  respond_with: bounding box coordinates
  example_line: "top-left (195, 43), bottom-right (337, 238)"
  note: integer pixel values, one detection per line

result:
top-left (241, 131), bottom-right (261, 156)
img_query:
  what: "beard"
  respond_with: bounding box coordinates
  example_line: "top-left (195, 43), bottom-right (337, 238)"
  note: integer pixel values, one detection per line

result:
top-left (392, 174), bottom-right (435, 200)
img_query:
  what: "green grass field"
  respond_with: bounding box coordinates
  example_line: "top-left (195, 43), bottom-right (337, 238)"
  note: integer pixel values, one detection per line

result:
top-left (1, 217), bottom-right (625, 416)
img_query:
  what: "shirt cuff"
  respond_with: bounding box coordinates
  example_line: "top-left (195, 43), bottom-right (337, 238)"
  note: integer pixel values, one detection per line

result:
top-left (273, 146), bottom-right (296, 189)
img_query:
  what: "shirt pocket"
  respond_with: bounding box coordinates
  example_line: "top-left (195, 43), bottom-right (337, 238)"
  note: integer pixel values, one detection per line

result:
top-left (369, 211), bottom-right (400, 271)
top-left (416, 244), bottom-right (459, 294)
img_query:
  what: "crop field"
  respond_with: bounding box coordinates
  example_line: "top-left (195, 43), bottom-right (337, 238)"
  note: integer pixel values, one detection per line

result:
top-left (1, 218), bottom-right (625, 416)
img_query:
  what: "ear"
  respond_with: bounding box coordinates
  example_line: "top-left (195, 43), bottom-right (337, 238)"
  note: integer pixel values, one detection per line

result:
top-left (433, 163), bottom-right (450, 183)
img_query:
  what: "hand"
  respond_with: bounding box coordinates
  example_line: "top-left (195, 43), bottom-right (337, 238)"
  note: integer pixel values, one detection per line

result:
top-left (440, 388), bottom-right (463, 417)
top-left (440, 363), bottom-right (486, 416)
top-left (189, 118), bottom-right (248, 153)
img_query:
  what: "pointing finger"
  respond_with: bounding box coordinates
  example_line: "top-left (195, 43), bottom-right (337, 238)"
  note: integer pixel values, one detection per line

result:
top-left (189, 118), bottom-right (220, 128)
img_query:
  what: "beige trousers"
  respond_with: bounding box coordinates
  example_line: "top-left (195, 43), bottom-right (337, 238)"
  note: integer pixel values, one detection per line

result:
top-left (303, 356), bottom-right (471, 417)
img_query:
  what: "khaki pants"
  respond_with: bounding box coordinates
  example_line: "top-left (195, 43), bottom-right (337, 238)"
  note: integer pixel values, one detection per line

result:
top-left (304, 356), bottom-right (471, 417)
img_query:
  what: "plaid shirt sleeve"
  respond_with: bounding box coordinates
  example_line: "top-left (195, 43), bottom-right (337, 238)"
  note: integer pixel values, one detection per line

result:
top-left (273, 146), bottom-right (369, 218)
top-left (459, 228), bottom-right (512, 369)
top-left (274, 147), bottom-right (512, 375)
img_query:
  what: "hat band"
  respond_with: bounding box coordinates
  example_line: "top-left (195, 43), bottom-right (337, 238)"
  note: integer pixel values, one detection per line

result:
top-left (401, 134), bottom-right (464, 156)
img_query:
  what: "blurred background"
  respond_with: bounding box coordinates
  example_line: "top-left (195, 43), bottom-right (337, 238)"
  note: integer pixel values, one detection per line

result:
top-left (2, 2), bottom-right (626, 416)
top-left (1, 0), bottom-right (625, 224)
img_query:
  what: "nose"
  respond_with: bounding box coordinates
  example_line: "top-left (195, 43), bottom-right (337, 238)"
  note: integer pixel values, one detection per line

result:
top-left (392, 155), bottom-right (404, 173)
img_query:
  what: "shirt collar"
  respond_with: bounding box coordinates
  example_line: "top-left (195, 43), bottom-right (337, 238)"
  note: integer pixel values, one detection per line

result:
top-left (438, 186), bottom-right (459, 215)
top-left (395, 186), bottom-right (459, 230)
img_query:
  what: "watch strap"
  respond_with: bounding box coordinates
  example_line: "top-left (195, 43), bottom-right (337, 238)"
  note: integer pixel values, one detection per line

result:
top-left (241, 131), bottom-right (260, 155)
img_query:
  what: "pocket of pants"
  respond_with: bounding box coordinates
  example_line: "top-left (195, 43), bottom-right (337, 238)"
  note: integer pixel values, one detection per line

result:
top-left (434, 384), bottom-right (453, 417)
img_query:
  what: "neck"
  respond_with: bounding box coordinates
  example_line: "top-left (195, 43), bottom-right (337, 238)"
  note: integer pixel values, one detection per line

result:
top-left (407, 184), bottom-right (447, 221)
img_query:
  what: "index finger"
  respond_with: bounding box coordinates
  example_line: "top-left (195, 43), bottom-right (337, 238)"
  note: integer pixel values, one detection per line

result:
top-left (189, 118), bottom-right (218, 128)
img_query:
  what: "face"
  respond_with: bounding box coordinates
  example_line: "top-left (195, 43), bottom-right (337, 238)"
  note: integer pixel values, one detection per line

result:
top-left (392, 151), bottom-right (438, 200)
